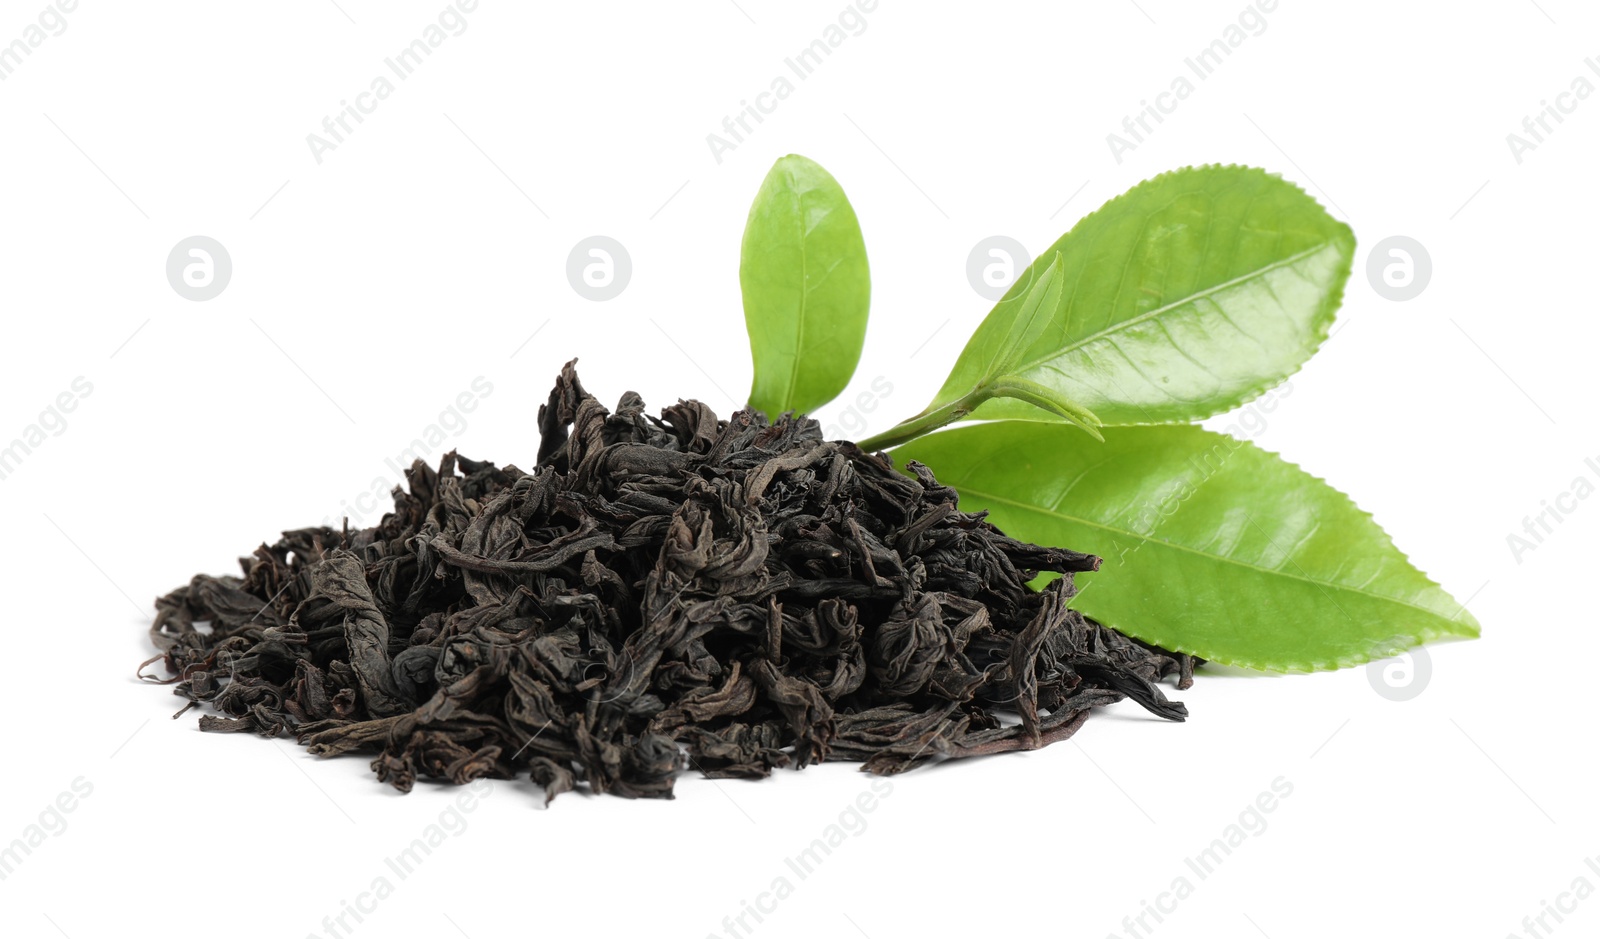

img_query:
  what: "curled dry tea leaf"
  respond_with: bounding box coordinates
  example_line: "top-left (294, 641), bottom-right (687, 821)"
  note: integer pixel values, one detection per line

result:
top-left (742, 154), bottom-right (871, 418)
top-left (894, 422), bottom-right (1479, 672)
top-left (144, 365), bottom-right (1198, 802)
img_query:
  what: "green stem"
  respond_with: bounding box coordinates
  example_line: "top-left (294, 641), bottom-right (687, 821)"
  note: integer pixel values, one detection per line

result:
top-left (856, 394), bottom-right (981, 452)
top-left (856, 379), bottom-right (1105, 452)
top-left (988, 378), bottom-right (1104, 441)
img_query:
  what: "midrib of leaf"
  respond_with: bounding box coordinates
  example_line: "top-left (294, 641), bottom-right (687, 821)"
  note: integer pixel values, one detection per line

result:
top-left (1003, 241), bottom-right (1336, 381)
top-left (948, 483), bottom-right (1470, 625)
top-left (784, 169), bottom-right (808, 409)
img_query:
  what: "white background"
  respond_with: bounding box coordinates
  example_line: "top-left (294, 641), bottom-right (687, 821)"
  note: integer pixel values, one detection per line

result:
top-left (0, 1), bottom-right (1593, 937)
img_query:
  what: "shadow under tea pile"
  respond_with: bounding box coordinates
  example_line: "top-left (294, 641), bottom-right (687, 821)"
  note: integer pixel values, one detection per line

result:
top-left (145, 364), bottom-right (1195, 802)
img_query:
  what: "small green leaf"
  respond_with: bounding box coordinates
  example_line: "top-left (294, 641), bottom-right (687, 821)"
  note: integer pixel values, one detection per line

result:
top-left (972, 252), bottom-right (1067, 385)
top-left (893, 422), bottom-right (1479, 672)
top-left (741, 154), bottom-right (870, 417)
top-left (940, 165), bottom-right (1355, 428)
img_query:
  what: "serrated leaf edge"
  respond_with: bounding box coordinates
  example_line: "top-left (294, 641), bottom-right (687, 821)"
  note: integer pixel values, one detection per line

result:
top-left (907, 423), bottom-right (1479, 674)
top-left (1083, 433), bottom-right (1477, 673)
top-left (991, 163), bottom-right (1357, 428)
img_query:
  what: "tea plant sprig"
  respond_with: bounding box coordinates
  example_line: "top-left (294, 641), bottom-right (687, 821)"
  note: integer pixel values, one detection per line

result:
top-left (739, 155), bottom-right (1480, 673)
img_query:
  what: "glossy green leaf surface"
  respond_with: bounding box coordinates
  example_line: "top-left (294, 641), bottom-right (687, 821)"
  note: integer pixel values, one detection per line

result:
top-left (894, 423), bottom-right (1479, 672)
top-left (854, 255), bottom-right (1102, 451)
top-left (937, 165), bottom-right (1355, 428)
top-left (964, 251), bottom-right (1065, 387)
top-left (741, 154), bottom-right (870, 417)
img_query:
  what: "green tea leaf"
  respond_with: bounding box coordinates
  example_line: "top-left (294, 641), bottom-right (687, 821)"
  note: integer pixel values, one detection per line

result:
top-left (855, 255), bottom-right (1103, 451)
top-left (741, 154), bottom-right (870, 417)
top-left (942, 165), bottom-right (1355, 428)
top-left (969, 251), bottom-right (1066, 384)
top-left (893, 422), bottom-right (1479, 672)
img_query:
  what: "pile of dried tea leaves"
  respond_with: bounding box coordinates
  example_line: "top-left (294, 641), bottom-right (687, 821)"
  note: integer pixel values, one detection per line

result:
top-left (143, 363), bottom-right (1195, 802)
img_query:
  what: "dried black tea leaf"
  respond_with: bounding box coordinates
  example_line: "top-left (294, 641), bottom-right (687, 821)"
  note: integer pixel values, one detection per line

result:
top-left (142, 362), bottom-right (1195, 801)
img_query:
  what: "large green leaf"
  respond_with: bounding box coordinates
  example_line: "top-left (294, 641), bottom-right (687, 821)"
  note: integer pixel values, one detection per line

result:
top-left (939, 165), bottom-right (1354, 428)
top-left (893, 423), bottom-right (1479, 672)
top-left (741, 154), bottom-right (870, 417)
